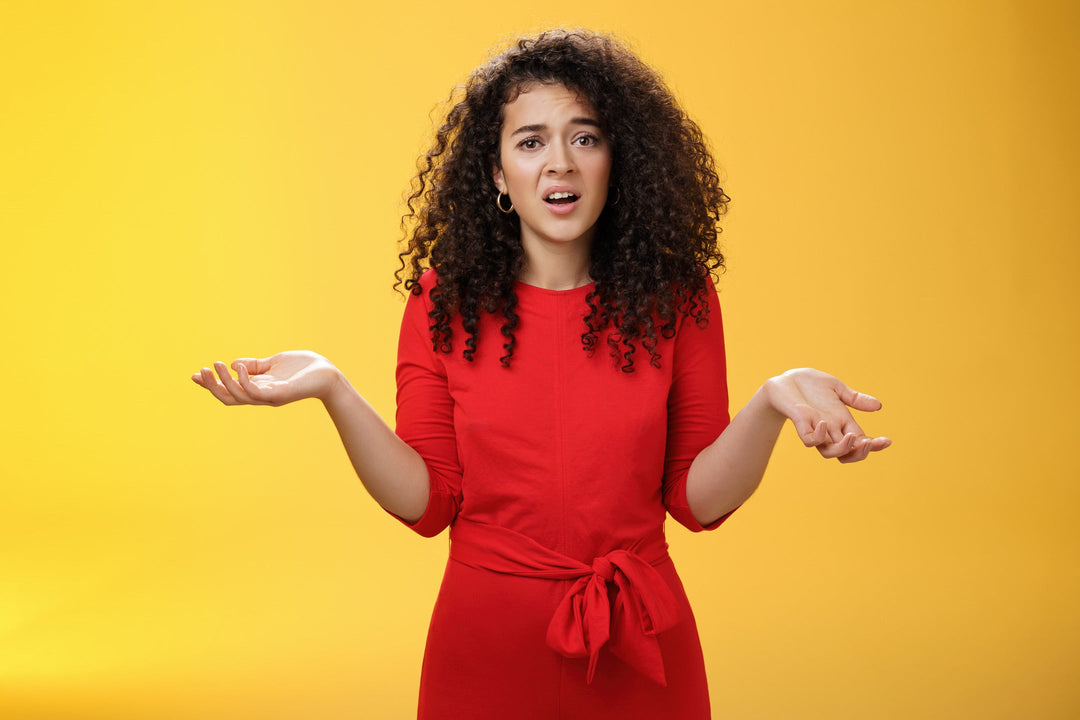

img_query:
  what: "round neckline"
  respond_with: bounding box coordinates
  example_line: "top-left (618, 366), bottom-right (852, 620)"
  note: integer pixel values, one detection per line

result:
top-left (513, 280), bottom-right (596, 298)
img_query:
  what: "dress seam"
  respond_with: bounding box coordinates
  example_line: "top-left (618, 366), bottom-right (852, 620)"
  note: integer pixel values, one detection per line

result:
top-left (555, 296), bottom-right (567, 715)
top-left (556, 652), bottom-right (565, 719)
top-left (555, 295), bottom-right (567, 556)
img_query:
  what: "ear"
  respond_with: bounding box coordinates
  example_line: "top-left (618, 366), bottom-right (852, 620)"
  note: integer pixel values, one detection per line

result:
top-left (491, 162), bottom-right (507, 194)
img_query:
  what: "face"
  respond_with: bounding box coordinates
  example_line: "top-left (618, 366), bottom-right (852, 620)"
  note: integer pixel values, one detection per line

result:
top-left (492, 83), bottom-right (612, 256)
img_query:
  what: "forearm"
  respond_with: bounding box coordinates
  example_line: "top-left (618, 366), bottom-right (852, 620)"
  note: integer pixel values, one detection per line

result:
top-left (685, 383), bottom-right (786, 526)
top-left (321, 371), bottom-right (431, 522)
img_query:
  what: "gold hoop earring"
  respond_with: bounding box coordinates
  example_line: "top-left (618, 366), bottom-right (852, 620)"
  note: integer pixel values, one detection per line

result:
top-left (496, 192), bottom-right (514, 214)
top-left (608, 187), bottom-right (621, 206)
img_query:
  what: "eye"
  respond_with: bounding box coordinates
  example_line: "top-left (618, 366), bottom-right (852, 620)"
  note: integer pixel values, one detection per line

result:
top-left (574, 133), bottom-right (601, 147)
top-left (518, 137), bottom-right (542, 150)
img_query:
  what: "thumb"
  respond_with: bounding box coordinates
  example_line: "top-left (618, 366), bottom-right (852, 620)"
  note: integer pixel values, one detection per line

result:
top-left (836, 383), bottom-right (883, 412)
top-left (232, 357), bottom-right (272, 375)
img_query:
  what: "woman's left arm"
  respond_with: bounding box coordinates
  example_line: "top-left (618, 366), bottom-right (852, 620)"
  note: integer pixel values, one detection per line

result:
top-left (685, 368), bottom-right (892, 526)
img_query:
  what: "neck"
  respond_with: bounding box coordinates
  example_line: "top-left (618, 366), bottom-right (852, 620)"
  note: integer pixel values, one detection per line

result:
top-left (517, 235), bottom-right (593, 291)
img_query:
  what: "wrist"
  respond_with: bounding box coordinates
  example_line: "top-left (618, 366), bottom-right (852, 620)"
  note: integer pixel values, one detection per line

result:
top-left (757, 377), bottom-right (790, 424)
top-left (318, 366), bottom-right (349, 404)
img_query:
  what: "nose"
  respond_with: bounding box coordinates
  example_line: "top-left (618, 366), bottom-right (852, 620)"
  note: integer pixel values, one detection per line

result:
top-left (546, 142), bottom-right (575, 175)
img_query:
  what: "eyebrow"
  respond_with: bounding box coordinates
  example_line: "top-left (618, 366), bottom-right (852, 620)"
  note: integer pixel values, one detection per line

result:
top-left (509, 118), bottom-right (602, 136)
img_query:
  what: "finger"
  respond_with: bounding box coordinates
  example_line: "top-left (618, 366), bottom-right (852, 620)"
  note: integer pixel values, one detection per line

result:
top-left (796, 417), bottom-right (828, 447)
top-left (232, 357), bottom-right (272, 376)
top-left (235, 363), bottom-right (272, 404)
top-left (837, 414), bottom-right (866, 439)
top-left (839, 436), bottom-right (893, 463)
top-left (821, 419), bottom-right (844, 445)
top-left (838, 436), bottom-right (874, 464)
top-left (869, 437), bottom-right (892, 452)
top-left (817, 432), bottom-right (857, 459)
top-left (836, 382), bottom-right (883, 412)
top-left (214, 361), bottom-right (256, 404)
top-left (199, 366), bottom-right (238, 406)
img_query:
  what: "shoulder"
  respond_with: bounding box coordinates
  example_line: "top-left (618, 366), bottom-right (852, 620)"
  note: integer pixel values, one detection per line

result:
top-left (672, 273), bottom-right (722, 325)
top-left (669, 275), bottom-right (725, 353)
top-left (402, 269), bottom-right (439, 322)
top-left (410, 267), bottom-right (439, 296)
top-left (404, 269), bottom-right (440, 310)
top-left (418, 268), bottom-right (439, 291)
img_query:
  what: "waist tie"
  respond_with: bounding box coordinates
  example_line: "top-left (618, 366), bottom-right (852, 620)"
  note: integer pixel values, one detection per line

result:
top-left (449, 517), bottom-right (679, 686)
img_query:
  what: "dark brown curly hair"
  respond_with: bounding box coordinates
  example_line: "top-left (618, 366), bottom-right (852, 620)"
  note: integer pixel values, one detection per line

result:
top-left (396, 29), bottom-right (729, 371)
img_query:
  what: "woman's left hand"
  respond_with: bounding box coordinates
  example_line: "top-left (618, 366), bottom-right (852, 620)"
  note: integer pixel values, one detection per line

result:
top-left (763, 368), bottom-right (892, 463)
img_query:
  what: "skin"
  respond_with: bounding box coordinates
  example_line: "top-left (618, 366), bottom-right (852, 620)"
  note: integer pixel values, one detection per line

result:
top-left (492, 83), bottom-right (611, 290)
top-left (192, 81), bottom-right (891, 525)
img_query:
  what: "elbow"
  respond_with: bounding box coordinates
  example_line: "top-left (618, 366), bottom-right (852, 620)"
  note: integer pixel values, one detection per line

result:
top-left (684, 461), bottom-right (759, 528)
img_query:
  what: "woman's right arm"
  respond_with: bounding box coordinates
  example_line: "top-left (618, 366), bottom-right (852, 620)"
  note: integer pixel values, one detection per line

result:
top-left (192, 351), bottom-right (430, 523)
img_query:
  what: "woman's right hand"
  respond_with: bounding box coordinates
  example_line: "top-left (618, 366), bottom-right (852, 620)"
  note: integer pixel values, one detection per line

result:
top-left (191, 351), bottom-right (341, 407)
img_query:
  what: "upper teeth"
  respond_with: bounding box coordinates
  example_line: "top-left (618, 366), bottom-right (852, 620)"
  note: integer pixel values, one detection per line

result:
top-left (547, 191), bottom-right (574, 200)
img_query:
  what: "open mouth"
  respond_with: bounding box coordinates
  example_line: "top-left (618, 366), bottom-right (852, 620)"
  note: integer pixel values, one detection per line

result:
top-left (545, 191), bottom-right (579, 205)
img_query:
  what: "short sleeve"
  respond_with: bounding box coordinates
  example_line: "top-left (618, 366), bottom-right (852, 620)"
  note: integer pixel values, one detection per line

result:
top-left (393, 272), bottom-right (463, 537)
top-left (662, 279), bottom-right (733, 532)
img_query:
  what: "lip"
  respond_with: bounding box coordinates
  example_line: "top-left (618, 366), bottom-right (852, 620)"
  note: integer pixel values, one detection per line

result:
top-left (542, 184), bottom-right (581, 215)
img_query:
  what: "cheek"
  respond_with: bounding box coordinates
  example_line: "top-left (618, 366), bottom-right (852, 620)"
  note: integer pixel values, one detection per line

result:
top-left (501, 159), bottom-right (536, 188)
top-left (586, 155), bottom-right (613, 186)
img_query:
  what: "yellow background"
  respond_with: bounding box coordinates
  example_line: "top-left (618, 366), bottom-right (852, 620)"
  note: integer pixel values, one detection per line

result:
top-left (2, 1), bottom-right (1077, 717)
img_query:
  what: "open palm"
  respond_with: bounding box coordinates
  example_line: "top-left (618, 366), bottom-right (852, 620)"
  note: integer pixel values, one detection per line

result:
top-left (192, 351), bottom-right (339, 406)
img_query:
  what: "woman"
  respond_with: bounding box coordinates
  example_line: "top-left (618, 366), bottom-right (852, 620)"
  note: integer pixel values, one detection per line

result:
top-left (193, 30), bottom-right (889, 719)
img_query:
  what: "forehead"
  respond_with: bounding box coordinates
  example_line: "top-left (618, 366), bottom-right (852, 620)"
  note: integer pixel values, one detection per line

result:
top-left (500, 82), bottom-right (600, 124)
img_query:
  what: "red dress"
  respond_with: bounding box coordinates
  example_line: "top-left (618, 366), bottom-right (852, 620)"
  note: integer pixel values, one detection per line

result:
top-left (394, 271), bottom-right (731, 719)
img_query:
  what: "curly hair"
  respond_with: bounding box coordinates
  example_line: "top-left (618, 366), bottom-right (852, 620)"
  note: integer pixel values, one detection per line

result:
top-left (395, 29), bottom-right (728, 371)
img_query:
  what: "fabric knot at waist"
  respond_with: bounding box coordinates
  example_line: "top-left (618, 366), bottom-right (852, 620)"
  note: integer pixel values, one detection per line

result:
top-left (449, 517), bottom-right (679, 686)
top-left (591, 555), bottom-right (616, 580)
